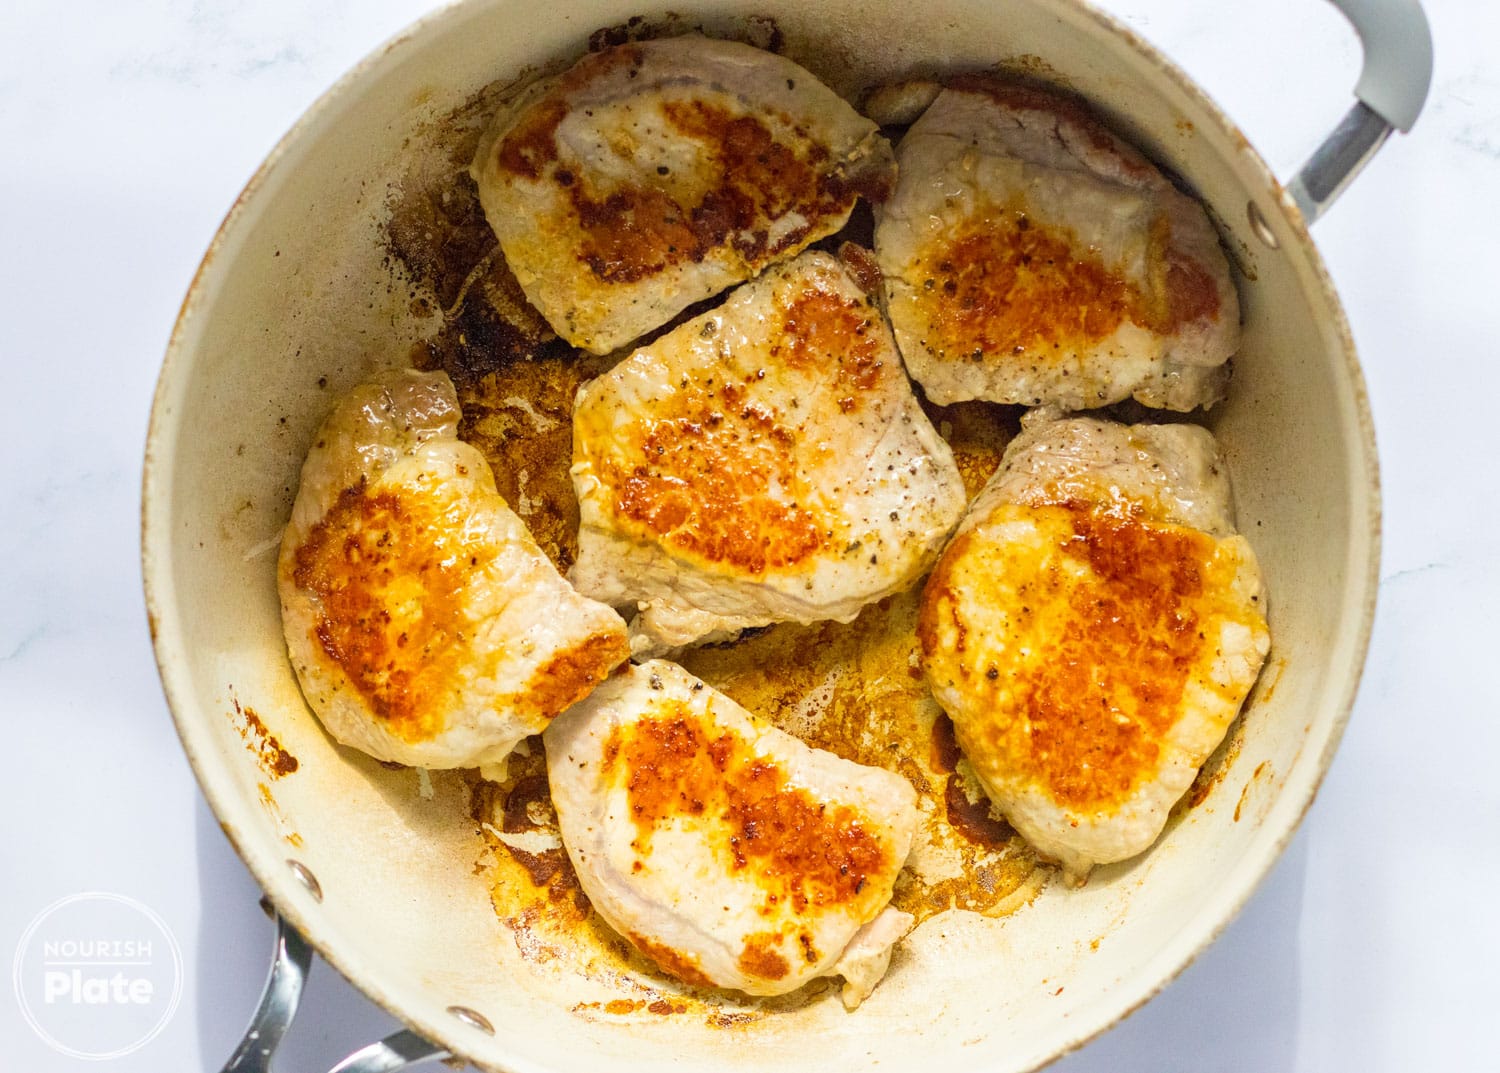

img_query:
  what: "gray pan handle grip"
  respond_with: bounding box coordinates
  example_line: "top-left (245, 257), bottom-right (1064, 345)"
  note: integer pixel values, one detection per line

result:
top-left (219, 909), bottom-right (449, 1073)
top-left (1288, 0), bottom-right (1433, 223)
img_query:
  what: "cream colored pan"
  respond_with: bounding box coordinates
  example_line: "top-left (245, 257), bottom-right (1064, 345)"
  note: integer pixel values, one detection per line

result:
top-left (142, 1), bottom-right (1431, 1070)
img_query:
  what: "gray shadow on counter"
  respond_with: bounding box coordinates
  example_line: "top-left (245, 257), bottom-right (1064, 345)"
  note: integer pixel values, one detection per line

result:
top-left (1051, 827), bottom-right (1309, 1072)
top-left (193, 795), bottom-right (411, 1072)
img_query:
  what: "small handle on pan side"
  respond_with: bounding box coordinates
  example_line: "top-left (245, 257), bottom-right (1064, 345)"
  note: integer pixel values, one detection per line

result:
top-left (1289, 0), bottom-right (1433, 223)
top-left (219, 909), bottom-right (449, 1073)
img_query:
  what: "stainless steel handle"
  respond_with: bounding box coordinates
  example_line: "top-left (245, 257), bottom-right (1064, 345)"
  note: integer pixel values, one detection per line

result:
top-left (1288, 0), bottom-right (1433, 223)
top-left (219, 908), bottom-right (449, 1073)
top-left (220, 911), bottom-right (314, 1073)
top-left (327, 1030), bottom-right (451, 1073)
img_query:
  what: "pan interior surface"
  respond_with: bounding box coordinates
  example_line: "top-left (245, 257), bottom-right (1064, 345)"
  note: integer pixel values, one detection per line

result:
top-left (142, 1), bottom-right (1376, 1070)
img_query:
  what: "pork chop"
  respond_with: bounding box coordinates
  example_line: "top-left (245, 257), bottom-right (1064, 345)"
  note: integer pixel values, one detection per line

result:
top-left (875, 80), bottom-right (1238, 411)
top-left (917, 411), bottom-right (1269, 881)
top-left (544, 660), bottom-right (918, 1007)
top-left (471, 35), bottom-right (895, 355)
top-left (278, 369), bottom-right (629, 770)
top-left (569, 250), bottom-right (968, 654)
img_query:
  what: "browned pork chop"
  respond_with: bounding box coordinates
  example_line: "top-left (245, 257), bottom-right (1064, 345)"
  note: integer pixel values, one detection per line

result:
top-left (876, 81), bottom-right (1239, 411)
top-left (545, 660), bottom-right (918, 1006)
top-left (569, 251), bottom-right (967, 654)
top-left (471, 35), bottom-right (895, 355)
top-left (919, 411), bottom-right (1269, 881)
top-left (278, 370), bottom-right (629, 770)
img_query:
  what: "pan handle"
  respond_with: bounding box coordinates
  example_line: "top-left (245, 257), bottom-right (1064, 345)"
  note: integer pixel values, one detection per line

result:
top-left (326, 1030), bottom-right (450, 1073)
top-left (1288, 0), bottom-right (1433, 223)
top-left (219, 909), bottom-right (449, 1073)
top-left (219, 910), bottom-right (313, 1073)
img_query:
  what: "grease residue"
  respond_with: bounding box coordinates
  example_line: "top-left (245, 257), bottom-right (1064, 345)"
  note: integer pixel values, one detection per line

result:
top-left (1234, 760), bottom-right (1273, 823)
top-left (255, 782), bottom-right (302, 847)
top-left (231, 693), bottom-right (300, 778)
top-left (1250, 656), bottom-right (1287, 706)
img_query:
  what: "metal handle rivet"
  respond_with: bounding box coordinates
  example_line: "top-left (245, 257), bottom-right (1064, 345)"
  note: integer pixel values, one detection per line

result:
top-left (1246, 201), bottom-right (1279, 249)
top-left (447, 1005), bottom-right (495, 1034)
top-left (286, 859), bottom-right (324, 902)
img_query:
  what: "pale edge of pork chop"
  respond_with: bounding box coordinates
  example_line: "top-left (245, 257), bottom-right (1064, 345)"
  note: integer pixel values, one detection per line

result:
top-left (874, 81), bottom-right (1239, 412)
top-left (544, 660), bottom-right (918, 1008)
top-left (919, 411), bottom-right (1270, 882)
top-left (470, 34), bottom-right (896, 355)
top-left (989, 406), bottom-right (1238, 536)
top-left (568, 250), bottom-right (968, 656)
top-left (277, 369), bottom-right (629, 770)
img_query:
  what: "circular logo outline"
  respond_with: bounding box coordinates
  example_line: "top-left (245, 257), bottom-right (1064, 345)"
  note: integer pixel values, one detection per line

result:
top-left (12, 891), bottom-right (185, 1061)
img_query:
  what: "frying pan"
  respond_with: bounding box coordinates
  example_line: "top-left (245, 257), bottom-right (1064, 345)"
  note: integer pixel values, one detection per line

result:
top-left (141, 0), bottom-right (1432, 1070)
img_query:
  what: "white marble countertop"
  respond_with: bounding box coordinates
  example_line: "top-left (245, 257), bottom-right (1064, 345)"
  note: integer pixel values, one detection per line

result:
top-left (2, 1), bottom-right (1494, 1069)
